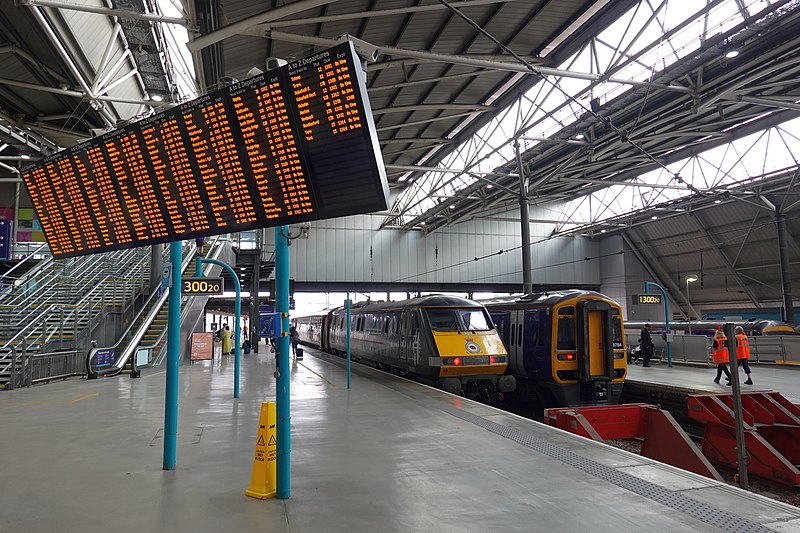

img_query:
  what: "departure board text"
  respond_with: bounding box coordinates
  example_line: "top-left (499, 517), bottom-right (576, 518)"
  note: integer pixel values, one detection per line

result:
top-left (22, 42), bottom-right (389, 258)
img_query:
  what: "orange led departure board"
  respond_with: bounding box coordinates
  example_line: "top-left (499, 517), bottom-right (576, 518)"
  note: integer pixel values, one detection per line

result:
top-left (22, 42), bottom-right (389, 258)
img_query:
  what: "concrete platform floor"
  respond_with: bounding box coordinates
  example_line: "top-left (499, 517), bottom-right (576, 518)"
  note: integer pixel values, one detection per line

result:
top-left (626, 362), bottom-right (800, 403)
top-left (2, 346), bottom-right (800, 533)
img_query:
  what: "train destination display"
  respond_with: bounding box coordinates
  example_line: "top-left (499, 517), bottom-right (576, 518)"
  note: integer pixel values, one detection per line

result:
top-left (21, 42), bottom-right (389, 258)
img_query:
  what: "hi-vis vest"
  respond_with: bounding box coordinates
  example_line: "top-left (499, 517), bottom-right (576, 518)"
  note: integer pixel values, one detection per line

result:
top-left (712, 335), bottom-right (729, 364)
top-left (735, 333), bottom-right (751, 360)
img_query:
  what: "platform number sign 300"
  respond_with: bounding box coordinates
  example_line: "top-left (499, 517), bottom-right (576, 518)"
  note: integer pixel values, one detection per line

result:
top-left (182, 277), bottom-right (224, 295)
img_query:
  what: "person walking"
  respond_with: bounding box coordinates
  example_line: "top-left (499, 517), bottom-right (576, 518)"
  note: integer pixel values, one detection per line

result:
top-left (730, 325), bottom-right (754, 385)
top-left (221, 323), bottom-right (232, 356)
top-left (712, 327), bottom-right (732, 384)
top-left (640, 323), bottom-right (654, 367)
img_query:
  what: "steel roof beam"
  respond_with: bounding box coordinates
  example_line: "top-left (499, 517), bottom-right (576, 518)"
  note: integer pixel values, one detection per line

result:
top-left (186, 0), bottom-right (340, 52)
top-left (686, 210), bottom-right (760, 307)
top-left (622, 228), bottom-right (693, 319)
top-left (19, 0), bottom-right (190, 26)
top-left (265, 30), bottom-right (693, 93)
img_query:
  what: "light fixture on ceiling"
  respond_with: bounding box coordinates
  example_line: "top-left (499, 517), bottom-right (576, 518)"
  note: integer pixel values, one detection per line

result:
top-left (151, 94), bottom-right (164, 102)
top-left (486, 184), bottom-right (493, 189)
top-left (686, 274), bottom-right (699, 332)
top-left (449, 204), bottom-right (456, 209)
top-left (651, 215), bottom-right (658, 220)
top-left (724, 49), bottom-right (740, 59)
top-left (600, 229), bottom-right (606, 233)
top-left (714, 199), bottom-right (721, 204)
top-left (574, 133), bottom-right (585, 140)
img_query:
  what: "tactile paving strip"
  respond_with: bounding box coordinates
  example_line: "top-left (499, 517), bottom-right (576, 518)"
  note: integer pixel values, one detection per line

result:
top-left (384, 380), bottom-right (778, 533)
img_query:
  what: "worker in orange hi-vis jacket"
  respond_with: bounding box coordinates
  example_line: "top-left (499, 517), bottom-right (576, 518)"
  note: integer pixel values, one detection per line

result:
top-left (729, 325), bottom-right (754, 385)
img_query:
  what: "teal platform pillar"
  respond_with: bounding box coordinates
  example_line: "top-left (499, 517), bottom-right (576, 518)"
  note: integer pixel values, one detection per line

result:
top-left (275, 226), bottom-right (291, 498)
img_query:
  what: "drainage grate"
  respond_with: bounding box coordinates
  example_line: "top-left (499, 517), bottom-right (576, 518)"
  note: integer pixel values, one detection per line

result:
top-left (385, 381), bottom-right (778, 533)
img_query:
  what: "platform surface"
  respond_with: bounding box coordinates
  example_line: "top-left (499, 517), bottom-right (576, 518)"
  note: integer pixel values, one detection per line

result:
top-left (1, 345), bottom-right (800, 533)
top-left (626, 361), bottom-right (800, 403)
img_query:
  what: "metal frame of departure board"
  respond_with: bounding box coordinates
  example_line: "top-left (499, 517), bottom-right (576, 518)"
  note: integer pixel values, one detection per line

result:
top-left (21, 42), bottom-right (389, 259)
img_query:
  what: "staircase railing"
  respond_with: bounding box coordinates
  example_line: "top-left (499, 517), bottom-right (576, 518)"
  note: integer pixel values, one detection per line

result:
top-left (0, 247), bottom-right (152, 388)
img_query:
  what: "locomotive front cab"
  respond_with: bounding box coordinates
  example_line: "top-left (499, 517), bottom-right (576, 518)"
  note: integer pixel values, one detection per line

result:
top-left (423, 306), bottom-right (515, 400)
top-left (552, 298), bottom-right (626, 404)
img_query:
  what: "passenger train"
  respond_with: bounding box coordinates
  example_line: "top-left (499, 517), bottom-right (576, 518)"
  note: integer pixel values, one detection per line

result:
top-left (625, 320), bottom-right (796, 336)
top-left (295, 295), bottom-right (516, 402)
top-left (481, 290), bottom-right (627, 407)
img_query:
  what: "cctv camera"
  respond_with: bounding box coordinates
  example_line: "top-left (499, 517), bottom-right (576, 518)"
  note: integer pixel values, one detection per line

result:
top-left (247, 67), bottom-right (264, 77)
top-left (336, 34), bottom-right (381, 62)
top-left (266, 57), bottom-right (288, 71)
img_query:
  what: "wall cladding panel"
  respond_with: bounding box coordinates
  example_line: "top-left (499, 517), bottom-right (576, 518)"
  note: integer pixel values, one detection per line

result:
top-left (287, 211), bottom-right (600, 287)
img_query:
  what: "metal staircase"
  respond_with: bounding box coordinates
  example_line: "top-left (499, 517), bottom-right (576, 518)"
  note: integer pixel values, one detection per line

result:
top-left (0, 247), bottom-right (151, 389)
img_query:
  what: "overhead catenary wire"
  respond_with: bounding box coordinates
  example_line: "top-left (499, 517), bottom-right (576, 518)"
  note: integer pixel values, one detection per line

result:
top-left (391, 210), bottom-right (800, 285)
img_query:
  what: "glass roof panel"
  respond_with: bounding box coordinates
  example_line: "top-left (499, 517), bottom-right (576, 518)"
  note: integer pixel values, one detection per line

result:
top-left (388, 0), bottom-right (778, 227)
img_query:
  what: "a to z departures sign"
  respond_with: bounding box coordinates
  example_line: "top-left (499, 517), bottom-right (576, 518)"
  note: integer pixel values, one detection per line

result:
top-left (22, 42), bottom-right (389, 259)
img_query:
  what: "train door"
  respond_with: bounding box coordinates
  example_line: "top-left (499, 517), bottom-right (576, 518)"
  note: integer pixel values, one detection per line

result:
top-left (321, 314), bottom-right (329, 350)
top-left (400, 311), bottom-right (420, 366)
top-left (509, 310), bottom-right (527, 378)
top-left (576, 300), bottom-right (614, 379)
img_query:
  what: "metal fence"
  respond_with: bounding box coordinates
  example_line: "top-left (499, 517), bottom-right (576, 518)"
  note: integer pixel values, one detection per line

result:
top-left (625, 332), bottom-right (800, 365)
top-left (5, 348), bottom-right (86, 389)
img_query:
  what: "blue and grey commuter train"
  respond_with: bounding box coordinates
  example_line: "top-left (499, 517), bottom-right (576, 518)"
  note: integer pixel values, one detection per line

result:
top-left (482, 290), bottom-right (627, 407)
top-left (295, 295), bottom-right (516, 402)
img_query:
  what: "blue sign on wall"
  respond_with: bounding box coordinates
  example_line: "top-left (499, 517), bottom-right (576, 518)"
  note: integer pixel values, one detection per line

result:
top-left (95, 348), bottom-right (116, 367)
top-left (259, 312), bottom-right (281, 338)
top-left (0, 219), bottom-right (11, 260)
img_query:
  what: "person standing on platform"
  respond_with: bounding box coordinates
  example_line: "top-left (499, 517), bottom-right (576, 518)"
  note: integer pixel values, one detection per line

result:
top-left (712, 327), bottom-right (732, 384)
top-left (221, 323), bottom-right (232, 356)
top-left (730, 326), bottom-right (754, 385)
top-left (640, 323), bottom-right (654, 367)
top-left (290, 322), bottom-right (299, 356)
top-left (243, 323), bottom-right (249, 342)
top-left (195, 237), bottom-right (205, 257)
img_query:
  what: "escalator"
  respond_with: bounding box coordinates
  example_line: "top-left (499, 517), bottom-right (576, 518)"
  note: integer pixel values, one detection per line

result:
top-left (87, 237), bottom-right (232, 378)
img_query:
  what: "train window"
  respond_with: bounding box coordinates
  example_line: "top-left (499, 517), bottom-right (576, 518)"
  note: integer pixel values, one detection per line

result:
top-left (425, 309), bottom-right (460, 331)
top-left (459, 309), bottom-right (491, 331)
top-left (558, 307), bottom-right (574, 316)
top-left (612, 317), bottom-right (623, 349)
top-left (556, 316), bottom-right (576, 350)
top-left (517, 323), bottom-right (523, 346)
top-left (510, 323), bottom-right (516, 341)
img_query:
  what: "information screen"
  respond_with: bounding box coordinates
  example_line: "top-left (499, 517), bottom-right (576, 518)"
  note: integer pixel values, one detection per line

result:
top-left (21, 42), bottom-right (389, 258)
top-left (635, 294), bottom-right (663, 305)
top-left (182, 277), bottom-right (224, 295)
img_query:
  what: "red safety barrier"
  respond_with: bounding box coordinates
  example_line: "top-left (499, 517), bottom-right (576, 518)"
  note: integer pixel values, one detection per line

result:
top-left (545, 403), bottom-right (722, 481)
top-left (687, 391), bottom-right (800, 487)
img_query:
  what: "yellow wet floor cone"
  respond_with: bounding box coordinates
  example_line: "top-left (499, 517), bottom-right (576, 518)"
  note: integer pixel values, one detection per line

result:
top-left (246, 401), bottom-right (277, 499)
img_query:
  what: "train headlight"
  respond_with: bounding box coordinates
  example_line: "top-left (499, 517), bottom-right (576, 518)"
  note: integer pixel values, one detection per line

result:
top-left (453, 357), bottom-right (462, 366)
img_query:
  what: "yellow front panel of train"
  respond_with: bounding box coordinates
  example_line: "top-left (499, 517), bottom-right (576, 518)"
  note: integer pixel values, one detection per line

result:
top-left (432, 331), bottom-right (508, 377)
